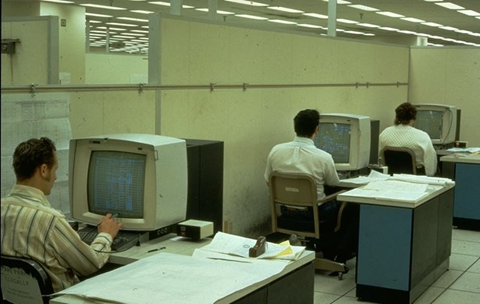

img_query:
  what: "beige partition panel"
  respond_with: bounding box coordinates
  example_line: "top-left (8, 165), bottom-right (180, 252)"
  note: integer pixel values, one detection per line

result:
top-left (69, 90), bottom-right (157, 138)
top-left (1, 16), bottom-right (59, 85)
top-left (156, 17), bottom-right (410, 237)
top-left (409, 47), bottom-right (480, 147)
top-left (86, 53), bottom-right (148, 84)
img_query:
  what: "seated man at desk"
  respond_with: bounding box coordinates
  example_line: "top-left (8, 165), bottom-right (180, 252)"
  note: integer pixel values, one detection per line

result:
top-left (1, 137), bottom-right (123, 292)
top-left (379, 102), bottom-right (437, 176)
top-left (264, 109), bottom-right (358, 263)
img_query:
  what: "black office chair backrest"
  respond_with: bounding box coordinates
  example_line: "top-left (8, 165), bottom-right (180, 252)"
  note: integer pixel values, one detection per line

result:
top-left (380, 146), bottom-right (418, 175)
top-left (1, 255), bottom-right (53, 304)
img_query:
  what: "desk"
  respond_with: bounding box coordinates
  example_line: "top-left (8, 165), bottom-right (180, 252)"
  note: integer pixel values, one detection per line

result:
top-left (51, 234), bottom-right (315, 304)
top-left (338, 184), bottom-right (454, 304)
top-left (441, 153), bottom-right (480, 230)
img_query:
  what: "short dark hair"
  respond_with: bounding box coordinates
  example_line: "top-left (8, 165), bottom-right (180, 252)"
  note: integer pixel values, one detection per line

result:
top-left (394, 102), bottom-right (417, 125)
top-left (294, 109), bottom-right (320, 137)
top-left (13, 137), bottom-right (57, 181)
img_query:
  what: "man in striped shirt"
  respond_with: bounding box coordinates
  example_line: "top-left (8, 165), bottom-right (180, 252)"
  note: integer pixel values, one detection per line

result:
top-left (1, 137), bottom-right (123, 292)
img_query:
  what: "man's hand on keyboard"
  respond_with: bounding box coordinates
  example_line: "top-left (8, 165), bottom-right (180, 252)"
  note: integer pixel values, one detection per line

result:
top-left (98, 213), bottom-right (123, 239)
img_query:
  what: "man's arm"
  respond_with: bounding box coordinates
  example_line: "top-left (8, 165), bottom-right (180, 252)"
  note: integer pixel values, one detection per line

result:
top-left (49, 216), bottom-right (121, 277)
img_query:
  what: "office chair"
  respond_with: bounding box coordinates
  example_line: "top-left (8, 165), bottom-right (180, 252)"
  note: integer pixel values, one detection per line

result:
top-left (380, 146), bottom-right (425, 175)
top-left (269, 172), bottom-right (349, 280)
top-left (1, 255), bottom-right (54, 304)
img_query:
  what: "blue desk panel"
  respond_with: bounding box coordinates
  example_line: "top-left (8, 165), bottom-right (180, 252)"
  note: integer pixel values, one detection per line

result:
top-left (454, 163), bottom-right (480, 220)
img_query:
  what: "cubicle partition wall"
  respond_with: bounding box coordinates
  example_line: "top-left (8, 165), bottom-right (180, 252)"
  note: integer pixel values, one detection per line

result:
top-left (153, 15), bottom-right (410, 237)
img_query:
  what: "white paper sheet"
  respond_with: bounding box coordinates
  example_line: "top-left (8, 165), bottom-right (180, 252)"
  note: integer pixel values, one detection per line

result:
top-left (199, 232), bottom-right (302, 260)
top-left (56, 252), bottom-right (289, 304)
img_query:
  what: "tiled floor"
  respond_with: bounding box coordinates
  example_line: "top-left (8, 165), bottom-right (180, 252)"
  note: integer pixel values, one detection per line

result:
top-left (313, 228), bottom-right (480, 304)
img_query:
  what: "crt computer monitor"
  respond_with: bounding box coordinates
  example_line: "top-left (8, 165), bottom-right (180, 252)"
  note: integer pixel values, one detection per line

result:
top-left (69, 134), bottom-right (188, 231)
top-left (413, 104), bottom-right (457, 145)
top-left (314, 114), bottom-right (371, 171)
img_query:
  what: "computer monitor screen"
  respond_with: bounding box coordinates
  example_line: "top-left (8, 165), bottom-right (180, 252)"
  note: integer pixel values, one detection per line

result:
top-left (415, 110), bottom-right (443, 140)
top-left (316, 123), bottom-right (351, 164)
top-left (314, 114), bottom-right (370, 171)
top-left (88, 151), bottom-right (146, 219)
top-left (69, 134), bottom-right (188, 231)
top-left (413, 104), bottom-right (457, 145)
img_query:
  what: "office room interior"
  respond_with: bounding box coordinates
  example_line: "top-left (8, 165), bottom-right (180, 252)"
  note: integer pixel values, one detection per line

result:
top-left (1, 1), bottom-right (480, 303)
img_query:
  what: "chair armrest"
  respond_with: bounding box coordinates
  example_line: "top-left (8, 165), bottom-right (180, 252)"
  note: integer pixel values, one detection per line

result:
top-left (316, 190), bottom-right (348, 232)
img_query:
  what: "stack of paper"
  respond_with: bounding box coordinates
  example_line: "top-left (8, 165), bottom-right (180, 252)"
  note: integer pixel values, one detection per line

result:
top-left (195, 232), bottom-right (305, 262)
top-left (390, 174), bottom-right (454, 186)
top-left (340, 180), bottom-right (430, 202)
top-left (447, 147), bottom-right (480, 153)
top-left (339, 170), bottom-right (390, 185)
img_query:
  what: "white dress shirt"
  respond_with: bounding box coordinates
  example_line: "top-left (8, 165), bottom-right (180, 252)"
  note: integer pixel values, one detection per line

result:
top-left (264, 136), bottom-right (340, 200)
top-left (379, 124), bottom-right (438, 176)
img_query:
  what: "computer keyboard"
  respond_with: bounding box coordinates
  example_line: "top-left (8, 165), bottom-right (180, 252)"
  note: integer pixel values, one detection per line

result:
top-left (78, 226), bottom-right (139, 252)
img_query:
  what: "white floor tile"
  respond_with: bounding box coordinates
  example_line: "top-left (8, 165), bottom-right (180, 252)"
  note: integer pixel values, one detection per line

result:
top-left (413, 286), bottom-right (445, 304)
top-left (449, 272), bottom-right (480, 293)
top-left (449, 253), bottom-right (479, 271)
top-left (344, 288), bottom-right (356, 298)
top-left (332, 296), bottom-right (377, 304)
top-left (451, 240), bottom-right (480, 257)
top-left (466, 257), bottom-right (480, 274)
top-left (314, 292), bottom-right (341, 304)
top-left (314, 273), bottom-right (355, 295)
top-left (452, 229), bottom-right (480, 243)
top-left (433, 289), bottom-right (480, 304)
top-left (432, 269), bottom-right (463, 288)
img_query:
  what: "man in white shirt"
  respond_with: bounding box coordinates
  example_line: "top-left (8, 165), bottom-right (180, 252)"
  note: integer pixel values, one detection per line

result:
top-left (265, 109), bottom-right (358, 263)
top-left (379, 102), bottom-right (438, 176)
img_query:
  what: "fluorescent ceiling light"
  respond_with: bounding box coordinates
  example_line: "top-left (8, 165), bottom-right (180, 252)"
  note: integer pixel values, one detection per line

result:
top-left (363, 33), bottom-right (375, 36)
top-left (422, 22), bottom-right (443, 27)
top-left (112, 35), bottom-right (134, 39)
top-left (424, 0), bottom-right (443, 2)
top-left (267, 6), bottom-right (304, 14)
top-left (376, 11), bottom-right (404, 18)
top-left (98, 27), bottom-right (127, 31)
top-left (117, 17), bottom-right (149, 22)
top-left (106, 22), bottom-right (139, 27)
top-left (322, 0), bottom-right (351, 4)
top-left (401, 17), bottom-right (425, 23)
top-left (458, 10), bottom-right (480, 16)
top-left (131, 30), bottom-right (149, 33)
top-left (344, 30), bottom-right (365, 35)
top-left (439, 26), bottom-right (458, 31)
top-left (149, 1), bottom-right (193, 8)
top-left (235, 14), bottom-right (268, 20)
top-left (195, 8), bottom-right (235, 14)
top-left (80, 4), bottom-right (126, 10)
top-left (268, 19), bottom-right (297, 25)
top-left (379, 27), bottom-right (399, 31)
top-left (435, 2), bottom-right (464, 10)
top-left (130, 10), bottom-right (155, 14)
top-left (337, 18), bottom-right (358, 24)
top-left (397, 30), bottom-right (417, 34)
top-left (89, 33), bottom-right (106, 37)
top-left (88, 20), bottom-right (102, 23)
top-left (303, 13), bottom-right (328, 19)
top-left (86, 13), bottom-right (113, 18)
top-left (348, 5), bottom-right (379, 12)
top-left (121, 33), bottom-right (146, 36)
top-left (42, 0), bottom-right (74, 3)
top-left (297, 24), bottom-right (323, 29)
top-left (357, 23), bottom-right (380, 28)
top-left (336, 29), bottom-right (345, 32)
top-left (225, 0), bottom-right (268, 6)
